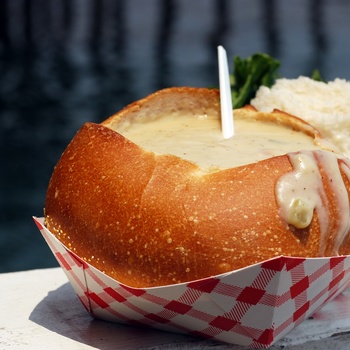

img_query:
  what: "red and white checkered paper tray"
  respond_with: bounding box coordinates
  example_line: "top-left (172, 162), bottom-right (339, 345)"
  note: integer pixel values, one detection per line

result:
top-left (34, 217), bottom-right (350, 348)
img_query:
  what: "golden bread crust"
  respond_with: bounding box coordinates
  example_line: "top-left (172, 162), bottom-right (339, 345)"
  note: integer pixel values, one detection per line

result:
top-left (44, 87), bottom-right (350, 288)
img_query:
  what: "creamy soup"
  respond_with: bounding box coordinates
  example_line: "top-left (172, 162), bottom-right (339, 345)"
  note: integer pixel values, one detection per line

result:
top-left (116, 110), bottom-right (350, 255)
top-left (117, 112), bottom-right (321, 169)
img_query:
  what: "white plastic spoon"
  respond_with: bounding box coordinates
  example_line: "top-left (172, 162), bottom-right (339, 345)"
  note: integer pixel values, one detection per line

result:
top-left (217, 45), bottom-right (234, 139)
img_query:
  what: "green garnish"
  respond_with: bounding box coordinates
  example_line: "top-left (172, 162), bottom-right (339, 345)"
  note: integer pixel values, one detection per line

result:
top-left (229, 53), bottom-right (324, 108)
top-left (310, 69), bottom-right (324, 82)
top-left (230, 53), bottom-right (280, 108)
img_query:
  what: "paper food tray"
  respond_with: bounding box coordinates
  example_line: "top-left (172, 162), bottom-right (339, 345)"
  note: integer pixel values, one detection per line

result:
top-left (34, 217), bottom-right (350, 348)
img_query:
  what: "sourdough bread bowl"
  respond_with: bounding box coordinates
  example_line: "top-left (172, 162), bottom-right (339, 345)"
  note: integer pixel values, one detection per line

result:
top-left (44, 87), bottom-right (350, 288)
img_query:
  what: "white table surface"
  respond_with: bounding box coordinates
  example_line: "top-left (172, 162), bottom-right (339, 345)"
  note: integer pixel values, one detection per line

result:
top-left (2, 267), bottom-right (350, 350)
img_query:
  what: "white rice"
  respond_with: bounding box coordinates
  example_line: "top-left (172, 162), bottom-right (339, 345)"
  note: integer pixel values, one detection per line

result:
top-left (251, 76), bottom-right (350, 157)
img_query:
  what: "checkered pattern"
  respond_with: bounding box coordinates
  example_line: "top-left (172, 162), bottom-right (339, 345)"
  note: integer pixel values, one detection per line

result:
top-left (34, 217), bottom-right (350, 348)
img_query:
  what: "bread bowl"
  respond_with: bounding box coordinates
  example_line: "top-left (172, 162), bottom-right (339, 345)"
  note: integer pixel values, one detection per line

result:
top-left (44, 87), bottom-right (350, 288)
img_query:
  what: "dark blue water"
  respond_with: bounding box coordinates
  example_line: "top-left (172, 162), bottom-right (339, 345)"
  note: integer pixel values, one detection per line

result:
top-left (1, 0), bottom-right (350, 273)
